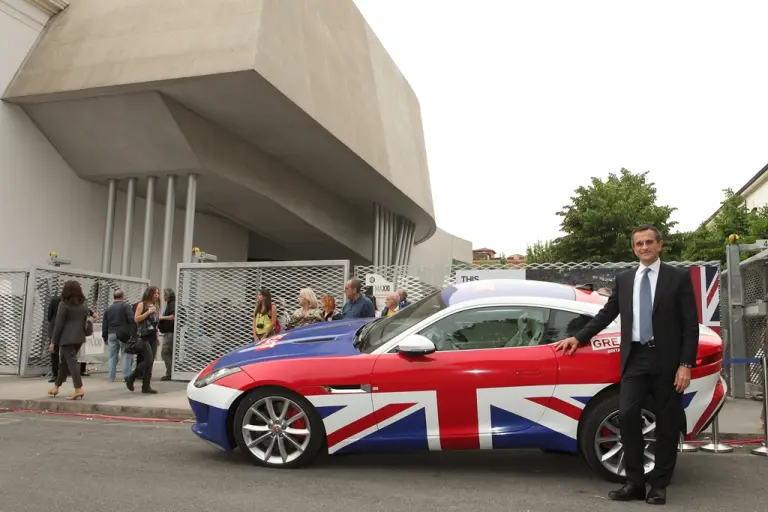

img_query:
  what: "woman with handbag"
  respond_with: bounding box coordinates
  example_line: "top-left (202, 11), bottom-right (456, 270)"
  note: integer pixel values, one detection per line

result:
top-left (125, 286), bottom-right (159, 394)
top-left (47, 280), bottom-right (91, 400)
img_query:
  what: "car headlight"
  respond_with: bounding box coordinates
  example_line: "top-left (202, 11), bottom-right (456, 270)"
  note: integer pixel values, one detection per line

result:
top-left (193, 366), bottom-right (242, 388)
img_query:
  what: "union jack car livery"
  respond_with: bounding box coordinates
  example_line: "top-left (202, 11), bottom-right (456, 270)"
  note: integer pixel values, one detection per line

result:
top-left (187, 279), bottom-right (726, 482)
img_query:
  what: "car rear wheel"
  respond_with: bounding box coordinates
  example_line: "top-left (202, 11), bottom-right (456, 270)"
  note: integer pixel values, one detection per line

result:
top-left (579, 390), bottom-right (657, 483)
top-left (233, 387), bottom-right (325, 469)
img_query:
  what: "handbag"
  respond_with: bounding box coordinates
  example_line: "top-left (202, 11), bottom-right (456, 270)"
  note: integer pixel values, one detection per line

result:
top-left (84, 316), bottom-right (94, 337)
top-left (123, 337), bottom-right (141, 354)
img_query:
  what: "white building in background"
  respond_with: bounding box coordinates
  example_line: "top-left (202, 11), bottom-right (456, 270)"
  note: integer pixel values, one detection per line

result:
top-left (705, 162), bottom-right (768, 226)
top-left (1, 0), bottom-right (471, 290)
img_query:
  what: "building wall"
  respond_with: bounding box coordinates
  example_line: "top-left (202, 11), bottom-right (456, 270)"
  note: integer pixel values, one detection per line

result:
top-left (0, 1), bottom-right (247, 286)
top-left (410, 227), bottom-right (473, 268)
top-left (4, 0), bottom-right (435, 235)
top-left (744, 178), bottom-right (768, 211)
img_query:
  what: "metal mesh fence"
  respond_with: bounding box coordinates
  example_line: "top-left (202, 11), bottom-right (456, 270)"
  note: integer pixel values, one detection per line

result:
top-left (356, 260), bottom-right (720, 326)
top-left (19, 266), bottom-right (149, 377)
top-left (443, 260), bottom-right (720, 288)
top-left (173, 260), bottom-right (349, 380)
top-left (0, 270), bottom-right (28, 374)
top-left (740, 258), bottom-right (767, 387)
top-left (354, 265), bottom-right (452, 306)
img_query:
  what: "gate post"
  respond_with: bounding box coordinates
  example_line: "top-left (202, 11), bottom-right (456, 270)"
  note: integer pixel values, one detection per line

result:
top-left (726, 243), bottom-right (748, 398)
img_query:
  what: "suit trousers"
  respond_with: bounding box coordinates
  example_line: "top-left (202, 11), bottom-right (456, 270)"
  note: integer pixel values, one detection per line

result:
top-left (619, 343), bottom-right (683, 488)
top-left (55, 344), bottom-right (83, 389)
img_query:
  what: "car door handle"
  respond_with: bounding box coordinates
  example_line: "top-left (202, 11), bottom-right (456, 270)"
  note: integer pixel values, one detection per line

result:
top-left (321, 384), bottom-right (372, 394)
top-left (515, 370), bottom-right (540, 375)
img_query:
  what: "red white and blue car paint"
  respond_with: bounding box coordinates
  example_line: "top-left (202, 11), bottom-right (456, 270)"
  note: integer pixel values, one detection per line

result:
top-left (187, 279), bottom-right (726, 482)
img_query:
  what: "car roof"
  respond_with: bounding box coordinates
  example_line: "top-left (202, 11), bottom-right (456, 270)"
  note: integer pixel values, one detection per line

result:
top-left (443, 279), bottom-right (578, 306)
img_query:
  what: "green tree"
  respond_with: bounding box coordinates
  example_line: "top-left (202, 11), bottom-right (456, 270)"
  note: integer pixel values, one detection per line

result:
top-left (526, 240), bottom-right (557, 263)
top-left (683, 189), bottom-right (768, 263)
top-left (553, 168), bottom-right (680, 262)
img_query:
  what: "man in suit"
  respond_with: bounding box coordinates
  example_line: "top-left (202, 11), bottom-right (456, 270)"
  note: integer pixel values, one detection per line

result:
top-left (555, 224), bottom-right (699, 505)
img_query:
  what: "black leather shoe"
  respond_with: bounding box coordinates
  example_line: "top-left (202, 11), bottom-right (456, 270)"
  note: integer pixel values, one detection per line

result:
top-left (608, 484), bottom-right (646, 501)
top-left (646, 487), bottom-right (666, 505)
top-left (142, 388), bottom-right (158, 394)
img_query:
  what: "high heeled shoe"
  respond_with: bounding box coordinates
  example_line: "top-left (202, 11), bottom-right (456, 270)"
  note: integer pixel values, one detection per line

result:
top-left (67, 388), bottom-right (85, 400)
top-left (47, 386), bottom-right (59, 397)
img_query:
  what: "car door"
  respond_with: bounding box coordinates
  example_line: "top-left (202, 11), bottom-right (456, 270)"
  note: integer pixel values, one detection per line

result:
top-left (369, 305), bottom-right (558, 452)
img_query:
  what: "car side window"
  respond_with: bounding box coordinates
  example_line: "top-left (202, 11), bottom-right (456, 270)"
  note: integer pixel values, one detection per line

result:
top-left (417, 306), bottom-right (551, 352)
top-left (542, 309), bottom-right (594, 345)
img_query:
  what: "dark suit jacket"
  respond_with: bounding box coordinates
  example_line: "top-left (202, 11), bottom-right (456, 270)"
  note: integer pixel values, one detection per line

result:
top-left (574, 261), bottom-right (699, 376)
top-left (51, 301), bottom-right (89, 347)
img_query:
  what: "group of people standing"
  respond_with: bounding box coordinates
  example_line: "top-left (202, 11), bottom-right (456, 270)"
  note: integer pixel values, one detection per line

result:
top-left (46, 282), bottom-right (176, 399)
top-left (251, 278), bottom-right (410, 340)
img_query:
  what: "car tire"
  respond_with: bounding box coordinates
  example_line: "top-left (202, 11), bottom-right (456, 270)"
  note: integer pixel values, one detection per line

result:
top-left (579, 389), bottom-right (657, 484)
top-left (233, 386), bottom-right (325, 469)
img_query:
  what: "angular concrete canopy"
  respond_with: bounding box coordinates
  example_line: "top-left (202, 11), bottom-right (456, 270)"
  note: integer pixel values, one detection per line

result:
top-left (3, 0), bottom-right (436, 261)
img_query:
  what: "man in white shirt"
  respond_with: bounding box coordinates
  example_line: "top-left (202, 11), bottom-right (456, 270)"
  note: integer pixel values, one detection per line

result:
top-left (555, 224), bottom-right (699, 505)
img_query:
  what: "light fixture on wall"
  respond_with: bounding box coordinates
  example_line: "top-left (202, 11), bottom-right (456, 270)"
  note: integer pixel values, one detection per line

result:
top-left (48, 251), bottom-right (72, 267)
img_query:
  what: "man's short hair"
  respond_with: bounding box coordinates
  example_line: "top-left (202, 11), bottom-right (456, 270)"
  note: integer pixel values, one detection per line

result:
top-left (631, 224), bottom-right (662, 242)
top-left (348, 278), bottom-right (363, 293)
top-left (113, 289), bottom-right (124, 299)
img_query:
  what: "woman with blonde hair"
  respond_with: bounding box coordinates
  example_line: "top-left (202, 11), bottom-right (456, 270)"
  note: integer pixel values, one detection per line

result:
top-left (285, 287), bottom-right (324, 330)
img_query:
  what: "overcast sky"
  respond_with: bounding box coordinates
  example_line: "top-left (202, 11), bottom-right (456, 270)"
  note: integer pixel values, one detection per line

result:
top-left (354, 0), bottom-right (768, 255)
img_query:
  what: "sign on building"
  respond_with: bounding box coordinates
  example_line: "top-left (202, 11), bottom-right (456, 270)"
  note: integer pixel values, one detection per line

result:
top-left (365, 273), bottom-right (394, 311)
top-left (454, 268), bottom-right (526, 284)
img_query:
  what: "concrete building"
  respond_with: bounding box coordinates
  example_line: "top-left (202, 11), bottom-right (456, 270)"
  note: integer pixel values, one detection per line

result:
top-left (1, 0), bottom-right (470, 291)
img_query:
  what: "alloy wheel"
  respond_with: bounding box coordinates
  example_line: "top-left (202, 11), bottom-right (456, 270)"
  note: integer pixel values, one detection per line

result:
top-left (594, 409), bottom-right (657, 477)
top-left (241, 396), bottom-right (311, 465)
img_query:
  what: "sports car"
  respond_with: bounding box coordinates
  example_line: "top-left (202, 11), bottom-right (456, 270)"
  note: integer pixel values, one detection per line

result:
top-left (186, 278), bottom-right (726, 482)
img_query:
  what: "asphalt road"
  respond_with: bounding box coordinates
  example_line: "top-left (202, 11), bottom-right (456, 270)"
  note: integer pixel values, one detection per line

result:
top-left (0, 412), bottom-right (765, 512)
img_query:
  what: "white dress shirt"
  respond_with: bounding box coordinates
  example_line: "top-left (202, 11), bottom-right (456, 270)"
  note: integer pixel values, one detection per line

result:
top-left (632, 258), bottom-right (661, 341)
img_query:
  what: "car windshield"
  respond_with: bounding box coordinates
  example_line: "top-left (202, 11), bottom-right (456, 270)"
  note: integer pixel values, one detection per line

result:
top-left (358, 290), bottom-right (449, 353)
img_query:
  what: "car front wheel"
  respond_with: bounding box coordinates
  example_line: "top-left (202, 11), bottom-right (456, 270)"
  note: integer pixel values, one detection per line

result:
top-left (233, 386), bottom-right (325, 468)
top-left (579, 390), bottom-right (657, 483)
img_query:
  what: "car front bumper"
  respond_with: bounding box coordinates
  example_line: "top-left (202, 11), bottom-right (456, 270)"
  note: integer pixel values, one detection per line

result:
top-left (186, 376), bottom-right (244, 451)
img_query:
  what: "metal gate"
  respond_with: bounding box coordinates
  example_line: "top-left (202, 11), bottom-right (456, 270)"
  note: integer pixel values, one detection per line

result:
top-left (0, 269), bottom-right (29, 375)
top-left (172, 260), bottom-right (349, 381)
top-left (19, 266), bottom-right (150, 377)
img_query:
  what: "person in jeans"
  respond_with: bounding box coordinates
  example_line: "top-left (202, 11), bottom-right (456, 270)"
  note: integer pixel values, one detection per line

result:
top-left (158, 288), bottom-right (176, 381)
top-left (47, 280), bottom-right (89, 400)
top-left (126, 286), bottom-right (159, 394)
top-left (102, 289), bottom-right (135, 382)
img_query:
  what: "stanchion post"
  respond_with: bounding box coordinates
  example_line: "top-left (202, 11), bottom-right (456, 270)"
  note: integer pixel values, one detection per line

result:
top-left (678, 433), bottom-right (698, 453)
top-left (751, 352), bottom-right (768, 456)
top-left (700, 413), bottom-right (733, 453)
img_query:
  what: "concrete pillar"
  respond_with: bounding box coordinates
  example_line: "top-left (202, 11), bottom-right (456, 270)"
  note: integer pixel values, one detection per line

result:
top-left (101, 179), bottom-right (117, 273)
top-left (120, 177), bottom-right (137, 275)
top-left (160, 175), bottom-right (176, 294)
top-left (141, 176), bottom-right (156, 279)
top-left (182, 174), bottom-right (198, 264)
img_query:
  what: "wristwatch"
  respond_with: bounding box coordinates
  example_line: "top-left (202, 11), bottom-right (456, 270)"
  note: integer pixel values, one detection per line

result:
top-left (679, 363), bottom-right (692, 368)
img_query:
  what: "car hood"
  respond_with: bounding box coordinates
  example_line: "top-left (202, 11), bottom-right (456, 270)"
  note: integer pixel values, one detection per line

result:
top-left (213, 317), bottom-right (375, 369)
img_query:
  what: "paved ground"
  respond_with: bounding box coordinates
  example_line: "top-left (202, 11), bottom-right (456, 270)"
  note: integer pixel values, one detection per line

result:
top-left (0, 412), bottom-right (765, 512)
top-left (0, 363), bottom-right (191, 419)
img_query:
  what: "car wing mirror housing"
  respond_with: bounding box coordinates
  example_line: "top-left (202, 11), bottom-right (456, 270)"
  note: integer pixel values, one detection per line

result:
top-left (397, 334), bottom-right (436, 356)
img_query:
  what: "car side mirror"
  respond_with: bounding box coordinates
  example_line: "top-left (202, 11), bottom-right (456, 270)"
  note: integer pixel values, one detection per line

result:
top-left (397, 334), bottom-right (436, 356)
